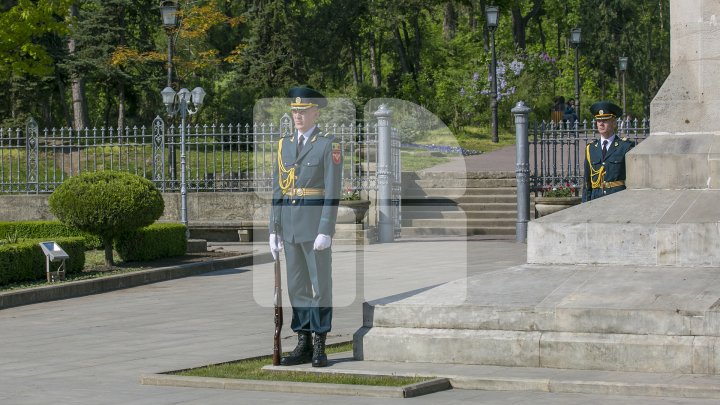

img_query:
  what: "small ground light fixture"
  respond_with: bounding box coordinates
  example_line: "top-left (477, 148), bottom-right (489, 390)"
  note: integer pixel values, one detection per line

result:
top-left (39, 241), bottom-right (69, 282)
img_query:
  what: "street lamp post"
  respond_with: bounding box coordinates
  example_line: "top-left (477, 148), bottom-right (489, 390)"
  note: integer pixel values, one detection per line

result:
top-left (486, 5), bottom-right (499, 143)
top-left (570, 28), bottom-right (581, 121)
top-left (160, 1), bottom-right (179, 181)
top-left (161, 86), bottom-right (206, 239)
top-left (160, 1), bottom-right (177, 87)
top-left (619, 56), bottom-right (628, 118)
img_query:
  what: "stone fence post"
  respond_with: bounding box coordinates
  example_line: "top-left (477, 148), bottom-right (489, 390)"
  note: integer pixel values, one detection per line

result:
top-left (374, 104), bottom-right (394, 243)
top-left (512, 101), bottom-right (531, 243)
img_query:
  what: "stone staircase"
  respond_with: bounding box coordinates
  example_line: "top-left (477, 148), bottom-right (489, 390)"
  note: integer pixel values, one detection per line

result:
top-left (333, 223), bottom-right (376, 245)
top-left (400, 171), bottom-right (520, 237)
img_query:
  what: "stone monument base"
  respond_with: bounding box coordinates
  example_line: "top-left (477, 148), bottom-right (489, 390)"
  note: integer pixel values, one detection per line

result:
top-left (527, 188), bottom-right (720, 266)
top-left (354, 264), bottom-right (720, 374)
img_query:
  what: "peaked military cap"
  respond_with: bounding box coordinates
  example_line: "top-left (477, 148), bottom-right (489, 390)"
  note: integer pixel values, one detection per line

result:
top-left (590, 101), bottom-right (622, 120)
top-left (288, 86), bottom-right (327, 109)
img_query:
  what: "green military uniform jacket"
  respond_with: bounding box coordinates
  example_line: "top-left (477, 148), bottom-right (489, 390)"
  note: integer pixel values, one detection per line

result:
top-left (583, 135), bottom-right (634, 202)
top-left (270, 127), bottom-right (342, 243)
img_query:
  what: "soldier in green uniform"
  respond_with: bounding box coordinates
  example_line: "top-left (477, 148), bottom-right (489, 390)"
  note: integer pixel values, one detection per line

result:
top-left (583, 101), bottom-right (634, 202)
top-left (268, 87), bottom-right (342, 368)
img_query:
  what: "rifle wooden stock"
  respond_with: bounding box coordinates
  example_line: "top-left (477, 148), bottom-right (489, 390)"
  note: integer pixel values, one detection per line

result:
top-left (272, 254), bottom-right (283, 366)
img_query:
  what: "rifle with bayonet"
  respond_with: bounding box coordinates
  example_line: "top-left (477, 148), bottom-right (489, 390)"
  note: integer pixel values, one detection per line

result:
top-left (272, 227), bottom-right (283, 366)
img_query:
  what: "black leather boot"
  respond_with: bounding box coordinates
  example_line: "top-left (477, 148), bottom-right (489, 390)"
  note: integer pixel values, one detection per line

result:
top-left (311, 332), bottom-right (328, 367)
top-left (280, 332), bottom-right (312, 366)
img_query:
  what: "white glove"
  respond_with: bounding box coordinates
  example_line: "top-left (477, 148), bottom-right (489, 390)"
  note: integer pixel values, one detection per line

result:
top-left (313, 234), bottom-right (332, 251)
top-left (269, 233), bottom-right (284, 260)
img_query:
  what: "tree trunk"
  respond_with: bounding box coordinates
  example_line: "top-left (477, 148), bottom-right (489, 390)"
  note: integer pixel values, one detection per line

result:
top-left (54, 69), bottom-right (71, 127)
top-left (103, 236), bottom-right (114, 267)
top-left (67, 4), bottom-right (88, 129)
top-left (357, 38), bottom-right (363, 83)
top-left (443, 1), bottom-right (457, 40)
top-left (351, 41), bottom-right (359, 86)
top-left (117, 81), bottom-right (126, 132)
top-left (511, 0), bottom-right (543, 50)
top-left (369, 34), bottom-right (380, 88)
top-left (536, 14), bottom-right (546, 51)
top-left (411, 14), bottom-right (422, 74)
top-left (393, 28), bottom-right (412, 74)
top-left (468, 2), bottom-right (476, 31)
top-left (104, 87), bottom-right (112, 129)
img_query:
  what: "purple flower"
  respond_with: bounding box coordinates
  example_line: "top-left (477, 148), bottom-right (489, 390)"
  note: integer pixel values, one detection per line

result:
top-left (472, 72), bottom-right (479, 81)
top-left (509, 60), bottom-right (524, 75)
top-left (496, 61), bottom-right (507, 76)
top-left (498, 77), bottom-right (508, 90)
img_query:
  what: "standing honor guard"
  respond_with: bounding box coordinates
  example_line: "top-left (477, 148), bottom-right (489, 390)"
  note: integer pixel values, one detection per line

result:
top-left (268, 86), bottom-right (342, 367)
top-left (583, 101), bottom-right (634, 202)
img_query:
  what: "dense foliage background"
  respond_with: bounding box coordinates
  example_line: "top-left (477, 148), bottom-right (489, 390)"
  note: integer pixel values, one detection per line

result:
top-left (0, 0), bottom-right (669, 135)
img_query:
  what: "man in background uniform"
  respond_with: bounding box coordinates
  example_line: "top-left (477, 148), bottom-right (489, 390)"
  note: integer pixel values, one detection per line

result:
top-left (583, 101), bottom-right (634, 202)
top-left (268, 86), bottom-right (342, 367)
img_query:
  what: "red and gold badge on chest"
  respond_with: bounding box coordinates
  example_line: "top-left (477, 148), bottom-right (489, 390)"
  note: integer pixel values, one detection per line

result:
top-left (332, 143), bottom-right (341, 165)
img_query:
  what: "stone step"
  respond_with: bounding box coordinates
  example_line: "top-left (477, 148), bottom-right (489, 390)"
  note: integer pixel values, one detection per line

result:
top-left (401, 218), bottom-right (516, 228)
top-left (186, 239), bottom-right (208, 253)
top-left (403, 178), bottom-right (518, 189)
top-left (403, 195), bottom-right (517, 204)
top-left (356, 264), bottom-right (720, 374)
top-left (402, 210), bottom-right (517, 220)
top-left (355, 327), bottom-right (716, 374)
top-left (333, 224), bottom-right (375, 245)
top-left (402, 187), bottom-right (517, 197)
top-left (404, 171), bottom-right (516, 180)
top-left (400, 226), bottom-right (515, 237)
top-left (402, 201), bottom-right (517, 213)
top-left (401, 202), bottom-right (518, 212)
top-left (291, 354), bottom-right (720, 400)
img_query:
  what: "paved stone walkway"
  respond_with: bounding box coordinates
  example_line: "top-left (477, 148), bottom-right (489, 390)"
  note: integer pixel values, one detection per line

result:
top-left (423, 145), bottom-right (540, 173)
top-left (1, 239), bottom-right (717, 404)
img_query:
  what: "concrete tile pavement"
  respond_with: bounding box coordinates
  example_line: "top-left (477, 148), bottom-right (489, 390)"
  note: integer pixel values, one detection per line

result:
top-left (1, 238), bottom-right (716, 404)
top-left (423, 145), bottom-right (518, 173)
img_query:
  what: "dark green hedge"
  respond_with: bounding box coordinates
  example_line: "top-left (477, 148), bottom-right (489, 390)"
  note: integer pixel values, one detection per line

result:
top-left (0, 237), bottom-right (86, 285)
top-left (48, 171), bottom-right (164, 242)
top-left (0, 221), bottom-right (102, 249)
top-left (115, 223), bottom-right (186, 262)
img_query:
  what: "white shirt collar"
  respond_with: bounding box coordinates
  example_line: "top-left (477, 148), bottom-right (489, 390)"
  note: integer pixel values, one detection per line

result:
top-left (600, 134), bottom-right (616, 145)
top-left (298, 126), bottom-right (317, 143)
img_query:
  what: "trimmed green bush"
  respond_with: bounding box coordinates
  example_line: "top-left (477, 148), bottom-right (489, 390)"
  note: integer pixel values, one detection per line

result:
top-left (0, 237), bottom-right (86, 286)
top-left (115, 223), bottom-right (187, 262)
top-left (48, 171), bottom-right (164, 266)
top-left (0, 221), bottom-right (102, 249)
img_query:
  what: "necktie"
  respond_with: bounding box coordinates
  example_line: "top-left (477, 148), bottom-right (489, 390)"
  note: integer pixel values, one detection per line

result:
top-left (297, 135), bottom-right (304, 154)
top-left (602, 140), bottom-right (608, 160)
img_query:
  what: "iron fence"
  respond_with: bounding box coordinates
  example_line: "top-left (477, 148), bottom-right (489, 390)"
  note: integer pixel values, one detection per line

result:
top-left (530, 118), bottom-right (650, 195)
top-left (2, 112), bottom-right (402, 236)
top-left (1, 115), bottom-right (383, 195)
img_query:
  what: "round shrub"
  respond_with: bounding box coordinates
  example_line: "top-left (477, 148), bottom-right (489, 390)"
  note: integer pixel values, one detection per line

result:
top-left (48, 171), bottom-right (164, 266)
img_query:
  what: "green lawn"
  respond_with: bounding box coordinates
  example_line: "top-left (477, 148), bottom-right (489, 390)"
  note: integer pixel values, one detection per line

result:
top-left (175, 342), bottom-right (430, 386)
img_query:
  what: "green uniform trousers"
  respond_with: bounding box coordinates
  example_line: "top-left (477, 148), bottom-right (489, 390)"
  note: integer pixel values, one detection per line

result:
top-left (283, 240), bottom-right (333, 334)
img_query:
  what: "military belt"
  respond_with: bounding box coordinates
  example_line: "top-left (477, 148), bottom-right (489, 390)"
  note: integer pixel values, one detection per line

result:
top-left (593, 180), bottom-right (625, 189)
top-left (283, 187), bottom-right (325, 197)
